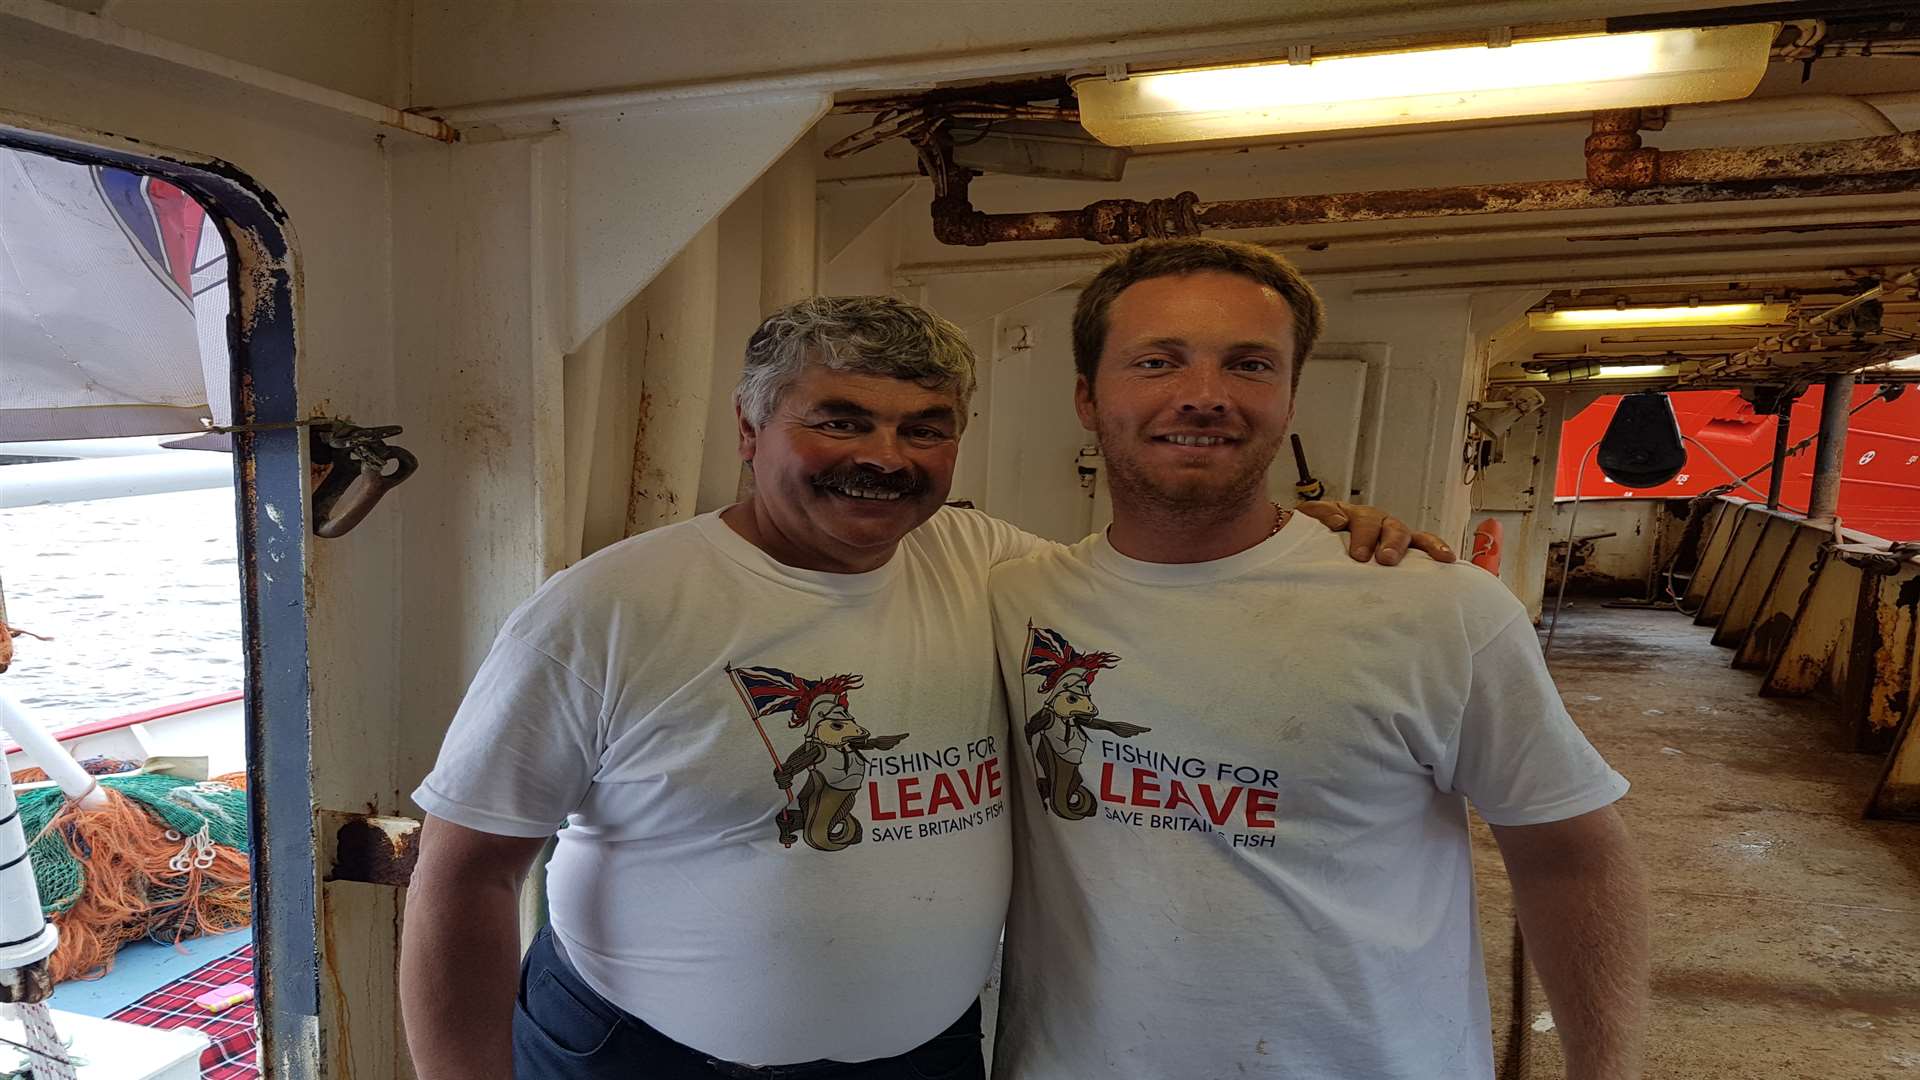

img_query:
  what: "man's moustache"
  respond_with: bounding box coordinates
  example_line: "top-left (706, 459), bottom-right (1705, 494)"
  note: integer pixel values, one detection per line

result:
top-left (811, 466), bottom-right (926, 496)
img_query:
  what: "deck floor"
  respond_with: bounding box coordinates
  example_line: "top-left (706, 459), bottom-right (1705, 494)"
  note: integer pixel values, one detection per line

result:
top-left (1477, 603), bottom-right (1920, 1079)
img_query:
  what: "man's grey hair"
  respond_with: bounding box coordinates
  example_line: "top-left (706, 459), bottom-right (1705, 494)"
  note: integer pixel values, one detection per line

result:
top-left (735, 295), bottom-right (977, 428)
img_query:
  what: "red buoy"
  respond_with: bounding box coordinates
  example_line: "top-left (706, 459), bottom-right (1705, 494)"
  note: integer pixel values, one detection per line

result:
top-left (1471, 518), bottom-right (1503, 575)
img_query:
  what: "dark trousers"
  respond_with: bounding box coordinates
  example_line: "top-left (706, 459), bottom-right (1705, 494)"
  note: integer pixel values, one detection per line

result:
top-left (512, 927), bottom-right (984, 1080)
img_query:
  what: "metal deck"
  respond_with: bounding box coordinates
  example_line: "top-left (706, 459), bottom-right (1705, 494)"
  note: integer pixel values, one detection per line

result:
top-left (1479, 603), bottom-right (1920, 1078)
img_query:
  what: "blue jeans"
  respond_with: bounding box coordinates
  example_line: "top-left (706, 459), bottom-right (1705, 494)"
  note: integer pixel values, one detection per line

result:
top-left (512, 927), bottom-right (985, 1080)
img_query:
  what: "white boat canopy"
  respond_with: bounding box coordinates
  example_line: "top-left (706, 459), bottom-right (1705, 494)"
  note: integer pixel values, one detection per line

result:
top-left (0, 148), bottom-right (229, 441)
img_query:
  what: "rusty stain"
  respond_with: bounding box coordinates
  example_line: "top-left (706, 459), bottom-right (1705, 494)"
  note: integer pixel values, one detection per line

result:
top-left (0, 959), bottom-right (55, 1005)
top-left (319, 893), bottom-right (355, 1074)
top-left (625, 384), bottom-right (656, 537)
top-left (1743, 613), bottom-right (1797, 672)
top-left (460, 401), bottom-right (509, 446)
top-left (1764, 654), bottom-right (1827, 698)
top-left (327, 815), bottom-right (421, 888)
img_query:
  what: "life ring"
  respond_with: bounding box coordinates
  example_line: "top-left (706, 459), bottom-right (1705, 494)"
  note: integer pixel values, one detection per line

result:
top-left (1470, 518), bottom-right (1503, 575)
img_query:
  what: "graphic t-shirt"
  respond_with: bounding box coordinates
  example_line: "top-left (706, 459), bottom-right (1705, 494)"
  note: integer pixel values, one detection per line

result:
top-left (988, 514), bottom-right (1629, 1080)
top-left (414, 507), bottom-right (1043, 1065)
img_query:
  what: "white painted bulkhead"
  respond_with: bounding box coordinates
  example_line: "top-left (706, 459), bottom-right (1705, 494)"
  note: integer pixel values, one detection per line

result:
top-left (4, 1), bottom-right (1920, 1076)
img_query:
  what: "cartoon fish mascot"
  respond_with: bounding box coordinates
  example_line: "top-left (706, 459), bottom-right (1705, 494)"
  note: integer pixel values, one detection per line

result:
top-left (1022, 628), bottom-right (1150, 821)
top-left (745, 673), bottom-right (906, 851)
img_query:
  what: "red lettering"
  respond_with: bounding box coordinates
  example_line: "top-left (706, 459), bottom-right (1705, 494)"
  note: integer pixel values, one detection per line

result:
top-left (898, 775), bottom-right (926, 818)
top-left (984, 756), bottom-right (1003, 799)
top-left (1199, 784), bottom-right (1243, 826)
top-left (1245, 788), bottom-right (1279, 829)
top-left (958, 763), bottom-right (984, 804)
top-left (1163, 779), bottom-right (1198, 815)
top-left (928, 771), bottom-right (964, 814)
top-left (1100, 762), bottom-right (1124, 802)
top-left (1130, 767), bottom-right (1163, 808)
top-left (867, 783), bottom-right (895, 821)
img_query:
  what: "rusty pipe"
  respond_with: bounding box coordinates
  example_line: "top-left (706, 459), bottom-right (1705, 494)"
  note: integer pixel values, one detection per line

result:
top-left (935, 172), bottom-right (1920, 246)
top-left (1587, 110), bottom-right (1920, 191)
top-left (927, 114), bottom-right (1920, 247)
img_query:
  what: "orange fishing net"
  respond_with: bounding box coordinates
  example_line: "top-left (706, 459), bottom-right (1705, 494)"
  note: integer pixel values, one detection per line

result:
top-left (9, 773), bottom-right (253, 982)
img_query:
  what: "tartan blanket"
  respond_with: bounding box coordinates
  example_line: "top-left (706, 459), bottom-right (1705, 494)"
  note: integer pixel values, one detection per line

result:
top-left (108, 944), bottom-right (257, 1079)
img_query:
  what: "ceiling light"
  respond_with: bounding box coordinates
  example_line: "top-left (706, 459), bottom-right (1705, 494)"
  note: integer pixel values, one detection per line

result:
top-left (1528, 301), bottom-right (1790, 331)
top-left (1881, 352), bottom-right (1920, 371)
top-left (1072, 24), bottom-right (1774, 146)
top-left (1599, 364), bottom-right (1670, 376)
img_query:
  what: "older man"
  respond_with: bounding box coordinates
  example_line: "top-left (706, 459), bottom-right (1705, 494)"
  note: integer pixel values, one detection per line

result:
top-left (399, 295), bottom-right (1440, 1080)
top-left (988, 238), bottom-right (1648, 1080)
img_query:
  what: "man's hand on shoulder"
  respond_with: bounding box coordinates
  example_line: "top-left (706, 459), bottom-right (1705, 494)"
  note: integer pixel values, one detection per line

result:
top-left (1295, 501), bottom-right (1455, 566)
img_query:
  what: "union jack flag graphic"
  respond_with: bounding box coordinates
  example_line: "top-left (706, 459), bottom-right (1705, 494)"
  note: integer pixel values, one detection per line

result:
top-left (93, 167), bottom-right (208, 308)
top-left (729, 665), bottom-right (862, 727)
top-left (1024, 625), bottom-right (1120, 694)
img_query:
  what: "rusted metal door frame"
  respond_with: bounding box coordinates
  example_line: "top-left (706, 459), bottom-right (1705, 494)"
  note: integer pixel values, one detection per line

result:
top-left (0, 117), bottom-right (318, 1075)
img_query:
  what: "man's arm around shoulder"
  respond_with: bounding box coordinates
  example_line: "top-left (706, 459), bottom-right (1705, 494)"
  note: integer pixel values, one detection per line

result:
top-left (1491, 805), bottom-right (1650, 1080)
top-left (401, 814), bottom-right (549, 1080)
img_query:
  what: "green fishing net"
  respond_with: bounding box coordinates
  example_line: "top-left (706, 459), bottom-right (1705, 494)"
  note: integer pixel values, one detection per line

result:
top-left (15, 774), bottom-right (249, 917)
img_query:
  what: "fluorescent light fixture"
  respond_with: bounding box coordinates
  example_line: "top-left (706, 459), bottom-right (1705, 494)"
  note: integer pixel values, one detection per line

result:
top-left (1882, 352), bottom-right (1920, 371)
top-left (1073, 24), bottom-right (1774, 146)
top-left (1599, 364), bottom-right (1670, 376)
top-left (1528, 301), bottom-right (1790, 331)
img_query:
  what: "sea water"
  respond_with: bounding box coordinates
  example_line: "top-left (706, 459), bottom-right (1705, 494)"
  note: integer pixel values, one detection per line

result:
top-left (0, 487), bottom-right (242, 731)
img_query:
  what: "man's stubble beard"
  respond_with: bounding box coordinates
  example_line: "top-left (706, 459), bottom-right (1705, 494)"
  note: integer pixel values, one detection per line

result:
top-left (1093, 414), bottom-right (1284, 522)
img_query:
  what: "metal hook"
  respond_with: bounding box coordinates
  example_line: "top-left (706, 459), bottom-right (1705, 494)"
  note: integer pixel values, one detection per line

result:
top-left (310, 421), bottom-right (419, 538)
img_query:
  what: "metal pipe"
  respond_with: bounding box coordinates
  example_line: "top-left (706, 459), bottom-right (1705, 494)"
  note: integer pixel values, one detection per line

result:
top-left (894, 209), bottom-right (1920, 280)
top-left (1754, 94), bottom-right (1900, 136)
top-left (1588, 126), bottom-right (1920, 190)
top-left (900, 240), bottom-right (1911, 296)
top-left (1196, 173), bottom-right (1920, 230)
top-left (1767, 399), bottom-right (1793, 510)
top-left (931, 167), bottom-right (1920, 247)
top-left (0, 690), bottom-right (108, 809)
top-left (0, 0), bottom-right (457, 142)
top-left (1807, 372), bottom-right (1857, 521)
top-left (926, 110), bottom-right (1920, 246)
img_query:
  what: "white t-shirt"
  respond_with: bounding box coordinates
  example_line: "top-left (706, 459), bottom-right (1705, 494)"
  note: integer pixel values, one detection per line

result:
top-left (987, 514), bottom-right (1629, 1080)
top-left (414, 507), bottom-right (1042, 1065)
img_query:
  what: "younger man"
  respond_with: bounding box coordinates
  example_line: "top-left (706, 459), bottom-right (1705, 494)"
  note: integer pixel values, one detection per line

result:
top-left (990, 239), bottom-right (1648, 1079)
